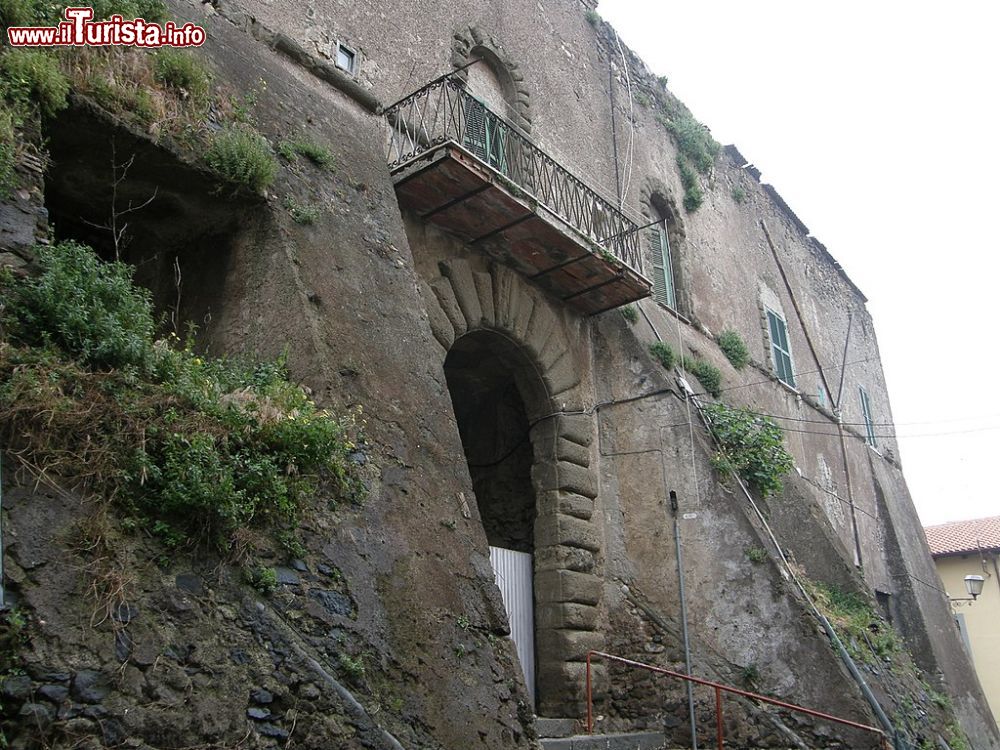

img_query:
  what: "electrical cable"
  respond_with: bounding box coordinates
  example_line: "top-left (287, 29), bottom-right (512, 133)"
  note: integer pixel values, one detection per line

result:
top-left (686, 355), bottom-right (880, 399)
top-left (613, 28), bottom-right (635, 208)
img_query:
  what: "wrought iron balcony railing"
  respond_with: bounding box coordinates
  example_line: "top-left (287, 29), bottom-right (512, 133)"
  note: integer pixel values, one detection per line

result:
top-left (385, 75), bottom-right (643, 274)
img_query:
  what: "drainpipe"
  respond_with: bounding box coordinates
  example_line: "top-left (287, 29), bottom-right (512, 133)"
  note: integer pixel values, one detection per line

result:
top-left (668, 489), bottom-right (698, 750)
top-left (834, 311), bottom-right (865, 569)
top-left (1, 450), bottom-right (5, 608)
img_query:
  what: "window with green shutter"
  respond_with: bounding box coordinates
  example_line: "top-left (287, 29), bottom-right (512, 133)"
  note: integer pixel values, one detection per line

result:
top-left (766, 309), bottom-right (795, 386)
top-left (860, 386), bottom-right (876, 447)
top-left (647, 219), bottom-right (676, 309)
top-left (463, 96), bottom-right (508, 175)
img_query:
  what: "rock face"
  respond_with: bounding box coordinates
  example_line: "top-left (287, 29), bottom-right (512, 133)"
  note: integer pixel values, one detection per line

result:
top-left (0, 0), bottom-right (997, 748)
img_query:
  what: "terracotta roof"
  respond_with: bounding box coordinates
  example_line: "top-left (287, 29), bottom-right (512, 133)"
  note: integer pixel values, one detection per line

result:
top-left (924, 516), bottom-right (1000, 557)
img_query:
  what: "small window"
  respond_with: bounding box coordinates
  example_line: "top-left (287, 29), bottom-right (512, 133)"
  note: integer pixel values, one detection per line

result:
top-left (860, 386), bottom-right (876, 446)
top-left (647, 216), bottom-right (676, 309)
top-left (766, 309), bottom-right (794, 387)
top-left (335, 42), bottom-right (356, 74)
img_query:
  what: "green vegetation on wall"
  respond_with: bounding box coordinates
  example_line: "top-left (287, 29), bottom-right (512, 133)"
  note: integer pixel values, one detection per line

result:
top-left (716, 329), bottom-right (749, 369)
top-left (702, 402), bottom-right (793, 497)
top-left (278, 138), bottom-right (335, 170)
top-left (649, 341), bottom-right (676, 370)
top-left (681, 355), bottom-right (721, 397)
top-left (0, 242), bottom-right (364, 551)
top-left (205, 125), bottom-right (278, 193)
top-left (0, 3), bottom-right (279, 196)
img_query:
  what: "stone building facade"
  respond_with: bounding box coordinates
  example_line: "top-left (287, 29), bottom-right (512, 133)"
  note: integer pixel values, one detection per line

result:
top-left (2, 0), bottom-right (999, 747)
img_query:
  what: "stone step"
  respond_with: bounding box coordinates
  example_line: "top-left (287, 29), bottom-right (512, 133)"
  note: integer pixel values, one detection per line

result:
top-left (539, 732), bottom-right (667, 750)
top-left (536, 718), bottom-right (580, 738)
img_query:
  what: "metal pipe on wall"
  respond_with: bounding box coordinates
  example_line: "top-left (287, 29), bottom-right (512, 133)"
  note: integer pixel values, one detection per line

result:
top-left (669, 489), bottom-right (698, 750)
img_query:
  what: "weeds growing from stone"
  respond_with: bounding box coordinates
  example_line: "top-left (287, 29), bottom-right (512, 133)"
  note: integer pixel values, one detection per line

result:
top-left (0, 242), bottom-right (364, 552)
top-left (278, 138), bottom-right (335, 170)
top-left (205, 125), bottom-right (278, 193)
top-left (682, 355), bottom-right (722, 397)
top-left (649, 341), bottom-right (675, 370)
top-left (703, 402), bottom-right (793, 497)
top-left (716, 329), bottom-right (749, 370)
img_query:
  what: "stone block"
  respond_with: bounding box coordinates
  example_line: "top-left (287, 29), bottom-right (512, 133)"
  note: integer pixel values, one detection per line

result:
top-left (534, 544), bottom-right (596, 573)
top-left (545, 350), bottom-right (582, 403)
top-left (430, 277), bottom-right (467, 338)
top-left (537, 629), bottom-right (605, 662)
top-left (473, 270), bottom-right (495, 324)
top-left (494, 265), bottom-right (519, 330)
top-left (532, 462), bottom-right (598, 499)
top-left (535, 601), bottom-right (600, 630)
top-left (421, 282), bottom-right (455, 350)
top-left (535, 570), bottom-right (602, 605)
top-left (556, 437), bottom-right (591, 468)
top-left (537, 661), bottom-right (606, 717)
top-left (557, 414), bottom-right (594, 447)
top-left (556, 492), bottom-right (595, 520)
top-left (439, 258), bottom-right (483, 328)
top-left (535, 514), bottom-right (601, 552)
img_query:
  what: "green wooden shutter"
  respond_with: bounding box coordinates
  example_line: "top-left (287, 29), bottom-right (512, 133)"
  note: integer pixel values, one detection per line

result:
top-left (661, 226), bottom-right (676, 309)
top-left (463, 97), bottom-right (489, 162)
top-left (648, 222), bottom-right (676, 309)
top-left (767, 310), bottom-right (795, 386)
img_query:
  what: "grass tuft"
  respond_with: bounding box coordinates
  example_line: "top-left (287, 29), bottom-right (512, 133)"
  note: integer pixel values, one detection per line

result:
top-left (153, 49), bottom-right (209, 104)
top-left (205, 125), bottom-right (278, 193)
top-left (716, 329), bottom-right (749, 370)
top-left (278, 138), bottom-right (334, 170)
top-left (681, 355), bottom-right (721, 397)
top-left (649, 341), bottom-right (675, 370)
top-left (620, 304), bottom-right (638, 324)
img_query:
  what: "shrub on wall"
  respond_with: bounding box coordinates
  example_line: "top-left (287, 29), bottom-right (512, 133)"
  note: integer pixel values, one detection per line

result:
top-left (702, 402), bottom-right (793, 497)
top-left (204, 125), bottom-right (278, 193)
top-left (682, 355), bottom-right (721, 397)
top-left (649, 341), bottom-right (675, 370)
top-left (0, 242), bottom-right (363, 550)
top-left (716, 329), bottom-right (749, 369)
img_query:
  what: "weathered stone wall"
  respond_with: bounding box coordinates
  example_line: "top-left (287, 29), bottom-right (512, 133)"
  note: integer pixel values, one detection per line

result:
top-left (2, 0), bottom-right (997, 747)
top-left (187, 0), bottom-right (997, 742)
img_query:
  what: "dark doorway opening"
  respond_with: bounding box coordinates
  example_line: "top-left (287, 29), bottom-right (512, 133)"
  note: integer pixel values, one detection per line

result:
top-left (443, 329), bottom-right (541, 706)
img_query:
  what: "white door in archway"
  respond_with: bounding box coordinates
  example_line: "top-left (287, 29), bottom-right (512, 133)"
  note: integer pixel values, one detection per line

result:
top-left (489, 546), bottom-right (535, 707)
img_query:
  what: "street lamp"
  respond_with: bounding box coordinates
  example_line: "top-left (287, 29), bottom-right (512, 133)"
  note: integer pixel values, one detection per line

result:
top-left (950, 575), bottom-right (986, 604)
top-left (964, 575), bottom-right (985, 600)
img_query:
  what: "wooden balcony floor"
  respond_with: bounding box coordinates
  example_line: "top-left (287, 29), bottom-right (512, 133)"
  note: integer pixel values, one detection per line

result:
top-left (392, 145), bottom-right (651, 315)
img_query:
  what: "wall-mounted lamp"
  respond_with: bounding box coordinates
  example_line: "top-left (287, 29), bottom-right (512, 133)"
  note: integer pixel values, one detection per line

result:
top-left (950, 574), bottom-right (986, 604)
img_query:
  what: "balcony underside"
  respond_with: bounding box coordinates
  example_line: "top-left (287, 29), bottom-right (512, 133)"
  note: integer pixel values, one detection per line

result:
top-left (392, 145), bottom-right (651, 315)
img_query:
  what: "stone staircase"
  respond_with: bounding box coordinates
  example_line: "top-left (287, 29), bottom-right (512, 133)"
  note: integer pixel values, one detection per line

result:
top-left (537, 719), bottom-right (667, 750)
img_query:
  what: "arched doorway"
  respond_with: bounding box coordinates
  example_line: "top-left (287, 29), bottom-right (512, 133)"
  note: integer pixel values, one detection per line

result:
top-left (444, 329), bottom-right (545, 706)
top-left (421, 257), bottom-right (606, 718)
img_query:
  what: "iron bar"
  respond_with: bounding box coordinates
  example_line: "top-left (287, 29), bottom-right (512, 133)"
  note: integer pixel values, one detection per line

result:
top-left (530, 253), bottom-right (591, 279)
top-left (715, 686), bottom-right (723, 750)
top-left (561, 274), bottom-right (623, 303)
top-left (385, 75), bottom-right (644, 275)
top-left (584, 650), bottom-right (890, 749)
top-left (420, 183), bottom-right (491, 219)
top-left (470, 212), bottom-right (535, 244)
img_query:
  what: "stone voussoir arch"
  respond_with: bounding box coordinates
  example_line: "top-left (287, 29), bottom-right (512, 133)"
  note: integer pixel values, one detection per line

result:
top-left (450, 26), bottom-right (532, 134)
top-left (419, 256), bottom-right (604, 713)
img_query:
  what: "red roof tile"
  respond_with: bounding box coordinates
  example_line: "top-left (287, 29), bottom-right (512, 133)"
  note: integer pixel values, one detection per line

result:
top-left (924, 516), bottom-right (1000, 557)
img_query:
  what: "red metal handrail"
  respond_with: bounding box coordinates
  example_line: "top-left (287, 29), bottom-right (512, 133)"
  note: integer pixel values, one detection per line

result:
top-left (585, 650), bottom-right (890, 750)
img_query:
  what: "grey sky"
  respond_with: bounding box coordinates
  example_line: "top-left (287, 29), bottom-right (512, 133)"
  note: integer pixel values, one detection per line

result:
top-left (597, 0), bottom-right (999, 525)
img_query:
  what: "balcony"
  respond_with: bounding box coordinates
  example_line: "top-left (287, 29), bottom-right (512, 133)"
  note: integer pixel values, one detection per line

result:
top-left (385, 76), bottom-right (651, 315)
